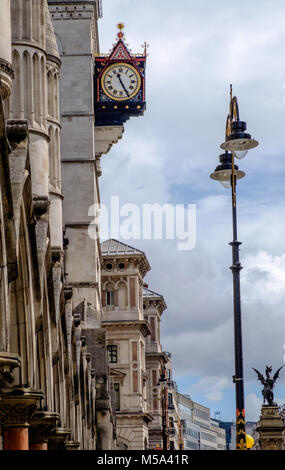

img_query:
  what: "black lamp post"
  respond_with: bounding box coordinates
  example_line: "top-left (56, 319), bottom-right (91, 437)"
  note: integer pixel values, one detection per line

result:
top-left (210, 86), bottom-right (259, 450)
top-left (158, 370), bottom-right (168, 451)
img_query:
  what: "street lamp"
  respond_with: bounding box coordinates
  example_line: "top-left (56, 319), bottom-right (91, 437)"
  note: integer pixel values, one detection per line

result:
top-left (210, 86), bottom-right (259, 451)
top-left (157, 369), bottom-right (168, 451)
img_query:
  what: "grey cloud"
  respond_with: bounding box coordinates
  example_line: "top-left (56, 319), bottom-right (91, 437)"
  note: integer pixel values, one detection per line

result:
top-left (98, 0), bottom-right (285, 418)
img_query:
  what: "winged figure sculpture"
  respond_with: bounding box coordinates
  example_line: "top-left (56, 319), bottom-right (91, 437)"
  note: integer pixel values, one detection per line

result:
top-left (252, 365), bottom-right (284, 406)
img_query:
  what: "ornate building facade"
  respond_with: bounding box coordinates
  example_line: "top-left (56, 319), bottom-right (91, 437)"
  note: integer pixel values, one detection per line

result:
top-left (100, 239), bottom-right (184, 450)
top-left (0, 0), bottom-right (119, 451)
top-left (0, 0), bottom-right (183, 451)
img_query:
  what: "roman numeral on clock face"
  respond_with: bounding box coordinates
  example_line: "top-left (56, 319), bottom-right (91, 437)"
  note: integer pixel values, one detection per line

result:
top-left (102, 63), bottom-right (141, 100)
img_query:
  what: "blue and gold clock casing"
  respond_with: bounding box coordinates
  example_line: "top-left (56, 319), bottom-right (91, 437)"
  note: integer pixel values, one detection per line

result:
top-left (94, 26), bottom-right (147, 126)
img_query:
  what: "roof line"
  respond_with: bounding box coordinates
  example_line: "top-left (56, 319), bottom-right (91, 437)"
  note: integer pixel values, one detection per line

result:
top-left (101, 238), bottom-right (145, 255)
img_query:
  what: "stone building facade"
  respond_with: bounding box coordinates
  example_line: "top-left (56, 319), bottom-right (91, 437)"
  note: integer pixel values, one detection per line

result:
top-left (143, 288), bottom-right (169, 449)
top-left (0, 0), bottom-right (119, 451)
top-left (0, 0), bottom-right (184, 451)
top-left (178, 393), bottom-right (226, 451)
top-left (164, 354), bottom-right (184, 450)
top-left (100, 239), bottom-right (184, 450)
top-left (100, 239), bottom-right (153, 450)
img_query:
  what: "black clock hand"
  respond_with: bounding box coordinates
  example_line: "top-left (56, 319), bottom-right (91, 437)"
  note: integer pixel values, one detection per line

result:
top-left (117, 73), bottom-right (129, 97)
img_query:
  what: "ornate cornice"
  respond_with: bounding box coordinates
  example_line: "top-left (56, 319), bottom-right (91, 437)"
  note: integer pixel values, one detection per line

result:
top-left (102, 320), bottom-right (151, 338)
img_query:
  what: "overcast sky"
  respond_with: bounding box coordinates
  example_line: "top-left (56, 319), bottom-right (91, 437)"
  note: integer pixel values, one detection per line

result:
top-left (97, 0), bottom-right (285, 423)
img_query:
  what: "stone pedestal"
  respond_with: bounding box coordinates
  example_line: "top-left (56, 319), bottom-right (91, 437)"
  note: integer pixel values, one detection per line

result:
top-left (0, 388), bottom-right (44, 450)
top-left (29, 411), bottom-right (60, 450)
top-left (256, 405), bottom-right (285, 450)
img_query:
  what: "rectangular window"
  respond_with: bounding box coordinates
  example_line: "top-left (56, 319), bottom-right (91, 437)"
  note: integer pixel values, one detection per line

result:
top-left (106, 291), bottom-right (114, 306)
top-left (168, 392), bottom-right (174, 410)
top-left (107, 345), bottom-right (117, 363)
top-left (150, 317), bottom-right (155, 341)
top-left (133, 370), bottom-right (138, 393)
top-left (114, 383), bottom-right (120, 411)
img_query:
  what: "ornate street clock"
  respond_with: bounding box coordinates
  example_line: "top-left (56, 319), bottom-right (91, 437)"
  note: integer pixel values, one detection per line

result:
top-left (94, 24), bottom-right (147, 126)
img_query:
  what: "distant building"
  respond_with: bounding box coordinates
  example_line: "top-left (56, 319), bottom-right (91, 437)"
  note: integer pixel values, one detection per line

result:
top-left (178, 395), bottom-right (200, 450)
top-left (210, 419), bottom-right (227, 450)
top-left (217, 422), bottom-right (233, 450)
top-left (164, 353), bottom-right (184, 450)
top-left (177, 393), bottom-right (226, 450)
top-left (219, 421), bottom-right (257, 450)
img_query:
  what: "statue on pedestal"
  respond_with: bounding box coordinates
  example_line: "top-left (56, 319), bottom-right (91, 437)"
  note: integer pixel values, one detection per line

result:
top-left (252, 366), bottom-right (284, 406)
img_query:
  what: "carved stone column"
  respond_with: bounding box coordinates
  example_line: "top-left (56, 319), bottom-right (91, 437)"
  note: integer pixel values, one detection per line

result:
top-left (0, 388), bottom-right (44, 450)
top-left (256, 405), bottom-right (285, 450)
top-left (48, 427), bottom-right (71, 450)
top-left (29, 411), bottom-right (60, 450)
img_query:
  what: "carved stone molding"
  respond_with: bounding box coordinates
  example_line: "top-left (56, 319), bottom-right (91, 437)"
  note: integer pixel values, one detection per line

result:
top-left (33, 196), bottom-right (51, 219)
top-left (0, 59), bottom-right (15, 99)
top-left (30, 411), bottom-right (61, 445)
top-left (48, 427), bottom-right (71, 450)
top-left (73, 313), bottom-right (81, 327)
top-left (0, 352), bottom-right (21, 391)
top-left (51, 246), bottom-right (63, 263)
top-left (6, 120), bottom-right (28, 149)
top-left (95, 155), bottom-right (102, 177)
top-left (64, 440), bottom-right (80, 450)
top-left (0, 388), bottom-right (44, 427)
top-left (0, 58), bottom-right (15, 80)
top-left (64, 284), bottom-right (73, 301)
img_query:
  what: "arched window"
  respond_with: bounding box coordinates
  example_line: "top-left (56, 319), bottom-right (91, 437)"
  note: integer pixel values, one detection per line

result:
top-left (118, 282), bottom-right (127, 310)
top-left (106, 283), bottom-right (114, 306)
top-left (114, 383), bottom-right (120, 411)
top-left (33, 53), bottom-right (40, 125)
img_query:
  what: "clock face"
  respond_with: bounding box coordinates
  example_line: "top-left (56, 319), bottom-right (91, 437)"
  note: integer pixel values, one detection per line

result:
top-left (101, 63), bottom-right (141, 101)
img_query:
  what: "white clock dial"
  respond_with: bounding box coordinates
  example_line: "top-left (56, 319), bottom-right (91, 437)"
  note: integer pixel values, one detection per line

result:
top-left (101, 63), bottom-right (141, 101)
